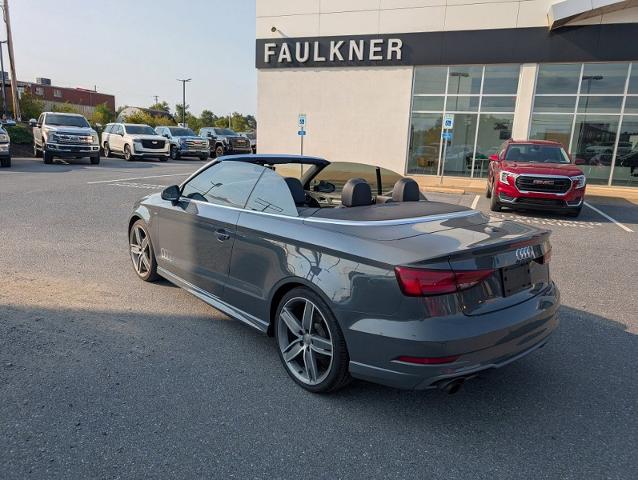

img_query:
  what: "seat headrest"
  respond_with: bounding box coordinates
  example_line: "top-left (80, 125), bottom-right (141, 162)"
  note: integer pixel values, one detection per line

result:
top-left (284, 177), bottom-right (306, 205)
top-left (392, 178), bottom-right (421, 202)
top-left (341, 178), bottom-right (373, 207)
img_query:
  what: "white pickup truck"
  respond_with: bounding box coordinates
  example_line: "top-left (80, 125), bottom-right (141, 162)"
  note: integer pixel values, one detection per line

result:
top-left (31, 112), bottom-right (100, 165)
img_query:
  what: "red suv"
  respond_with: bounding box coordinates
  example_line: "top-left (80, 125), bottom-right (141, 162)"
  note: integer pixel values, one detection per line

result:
top-left (486, 140), bottom-right (586, 217)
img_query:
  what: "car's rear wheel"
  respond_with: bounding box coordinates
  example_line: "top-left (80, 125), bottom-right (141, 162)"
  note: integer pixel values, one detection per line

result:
top-left (275, 288), bottom-right (351, 393)
top-left (170, 146), bottom-right (180, 160)
top-left (489, 184), bottom-right (501, 212)
top-left (129, 220), bottom-right (159, 282)
top-left (33, 143), bottom-right (42, 158)
top-left (124, 144), bottom-right (133, 161)
top-left (103, 143), bottom-right (111, 158)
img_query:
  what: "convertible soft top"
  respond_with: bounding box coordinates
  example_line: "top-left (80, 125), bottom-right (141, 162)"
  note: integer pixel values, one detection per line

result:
top-left (218, 153), bottom-right (329, 167)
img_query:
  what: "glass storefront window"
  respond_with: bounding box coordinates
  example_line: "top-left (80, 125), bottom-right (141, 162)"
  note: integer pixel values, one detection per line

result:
top-left (577, 96), bottom-right (624, 114)
top-left (536, 64), bottom-right (581, 94)
top-left (445, 96), bottom-right (479, 112)
top-left (447, 66), bottom-right (482, 95)
top-left (580, 63), bottom-right (629, 94)
top-left (407, 113), bottom-right (442, 175)
top-left (533, 96), bottom-right (576, 113)
top-left (474, 114), bottom-right (514, 177)
top-left (483, 65), bottom-right (520, 94)
top-left (612, 118), bottom-right (638, 187)
top-left (479, 96), bottom-right (516, 112)
top-left (628, 64), bottom-right (638, 94)
top-left (529, 114), bottom-right (573, 148)
top-left (623, 96), bottom-right (638, 114)
top-left (413, 67), bottom-right (447, 94)
top-left (571, 115), bottom-right (619, 184)
top-left (442, 114), bottom-right (478, 176)
top-left (412, 96), bottom-right (445, 111)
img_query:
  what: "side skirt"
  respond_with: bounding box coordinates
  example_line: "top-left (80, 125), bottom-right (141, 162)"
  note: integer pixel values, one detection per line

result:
top-left (158, 267), bottom-right (269, 333)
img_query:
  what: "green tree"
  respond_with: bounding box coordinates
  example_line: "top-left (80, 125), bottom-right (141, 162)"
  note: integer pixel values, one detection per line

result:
top-left (124, 110), bottom-right (175, 128)
top-left (199, 109), bottom-right (218, 127)
top-left (91, 102), bottom-right (114, 125)
top-left (17, 91), bottom-right (44, 120)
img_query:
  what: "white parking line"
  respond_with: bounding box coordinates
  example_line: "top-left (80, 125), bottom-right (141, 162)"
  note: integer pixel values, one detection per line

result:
top-left (87, 173), bottom-right (189, 184)
top-left (584, 201), bottom-right (634, 233)
top-left (470, 194), bottom-right (480, 209)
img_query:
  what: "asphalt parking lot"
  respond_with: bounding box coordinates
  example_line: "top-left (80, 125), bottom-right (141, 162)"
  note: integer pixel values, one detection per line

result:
top-left (1, 156), bottom-right (637, 479)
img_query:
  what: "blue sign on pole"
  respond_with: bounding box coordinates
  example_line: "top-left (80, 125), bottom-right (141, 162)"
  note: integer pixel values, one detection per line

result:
top-left (442, 131), bottom-right (453, 141)
top-left (298, 130), bottom-right (306, 136)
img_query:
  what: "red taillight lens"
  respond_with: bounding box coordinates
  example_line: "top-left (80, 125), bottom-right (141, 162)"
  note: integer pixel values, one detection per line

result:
top-left (396, 355), bottom-right (460, 365)
top-left (394, 266), bottom-right (494, 297)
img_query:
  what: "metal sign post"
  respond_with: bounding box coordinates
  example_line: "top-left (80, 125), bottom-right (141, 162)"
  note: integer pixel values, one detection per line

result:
top-left (298, 114), bottom-right (307, 175)
top-left (440, 114), bottom-right (454, 183)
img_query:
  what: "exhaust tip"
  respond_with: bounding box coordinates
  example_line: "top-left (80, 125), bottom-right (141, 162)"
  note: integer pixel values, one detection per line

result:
top-left (436, 377), bottom-right (466, 395)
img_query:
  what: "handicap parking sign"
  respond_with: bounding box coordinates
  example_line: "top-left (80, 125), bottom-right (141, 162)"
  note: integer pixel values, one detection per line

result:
top-left (443, 114), bottom-right (454, 130)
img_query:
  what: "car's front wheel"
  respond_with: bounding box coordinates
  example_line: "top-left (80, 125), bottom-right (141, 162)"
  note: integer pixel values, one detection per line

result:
top-left (485, 178), bottom-right (492, 198)
top-left (275, 288), bottom-right (351, 393)
top-left (43, 151), bottom-right (53, 164)
top-left (124, 144), bottom-right (133, 161)
top-left (90, 153), bottom-right (100, 165)
top-left (199, 153), bottom-right (208, 161)
top-left (33, 143), bottom-right (42, 158)
top-left (489, 182), bottom-right (501, 212)
top-left (170, 146), bottom-right (180, 160)
top-left (0, 156), bottom-right (10, 168)
top-left (103, 143), bottom-right (111, 158)
top-left (214, 145), bottom-right (224, 158)
top-left (129, 220), bottom-right (159, 282)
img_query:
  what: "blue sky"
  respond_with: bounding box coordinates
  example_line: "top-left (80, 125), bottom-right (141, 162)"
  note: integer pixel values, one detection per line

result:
top-left (9, 0), bottom-right (257, 115)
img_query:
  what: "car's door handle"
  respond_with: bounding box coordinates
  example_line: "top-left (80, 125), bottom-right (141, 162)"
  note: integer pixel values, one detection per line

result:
top-left (215, 229), bottom-right (231, 242)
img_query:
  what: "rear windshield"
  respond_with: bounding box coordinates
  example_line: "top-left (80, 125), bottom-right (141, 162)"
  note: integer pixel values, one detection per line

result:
top-left (309, 162), bottom-right (404, 196)
top-left (505, 144), bottom-right (570, 164)
top-left (168, 127), bottom-right (196, 136)
top-left (125, 125), bottom-right (156, 135)
top-left (46, 114), bottom-right (89, 128)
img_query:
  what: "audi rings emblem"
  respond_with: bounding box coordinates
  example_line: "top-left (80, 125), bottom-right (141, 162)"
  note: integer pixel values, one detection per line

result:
top-left (515, 246), bottom-right (534, 262)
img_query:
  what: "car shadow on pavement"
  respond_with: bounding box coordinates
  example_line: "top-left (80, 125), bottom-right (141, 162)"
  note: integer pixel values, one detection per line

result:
top-left (3, 157), bottom-right (164, 173)
top-left (1, 303), bottom-right (635, 478)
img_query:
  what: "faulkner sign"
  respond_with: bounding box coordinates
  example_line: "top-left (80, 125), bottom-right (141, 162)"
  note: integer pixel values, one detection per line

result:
top-left (256, 25), bottom-right (638, 69)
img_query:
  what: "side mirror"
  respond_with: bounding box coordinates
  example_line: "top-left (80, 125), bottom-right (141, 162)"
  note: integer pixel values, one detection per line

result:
top-left (29, 119), bottom-right (37, 127)
top-left (489, 154), bottom-right (499, 161)
top-left (161, 185), bottom-right (181, 202)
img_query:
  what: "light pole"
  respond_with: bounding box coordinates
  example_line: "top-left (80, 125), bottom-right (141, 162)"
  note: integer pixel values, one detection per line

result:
top-left (177, 78), bottom-right (191, 126)
top-left (1, 1), bottom-right (19, 121)
top-left (0, 39), bottom-right (7, 120)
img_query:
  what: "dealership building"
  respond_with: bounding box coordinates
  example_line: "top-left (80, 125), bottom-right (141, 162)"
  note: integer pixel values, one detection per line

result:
top-left (256, 0), bottom-right (638, 188)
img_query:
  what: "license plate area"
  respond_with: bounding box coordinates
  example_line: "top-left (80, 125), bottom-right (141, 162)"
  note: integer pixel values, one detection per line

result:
top-left (501, 262), bottom-right (532, 296)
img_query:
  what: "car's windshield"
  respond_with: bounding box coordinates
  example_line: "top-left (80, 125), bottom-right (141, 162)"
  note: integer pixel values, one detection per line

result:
top-left (505, 144), bottom-right (571, 164)
top-left (214, 128), bottom-right (236, 136)
top-left (308, 162), bottom-right (404, 196)
top-left (168, 127), bottom-right (196, 136)
top-left (46, 114), bottom-right (89, 128)
top-left (125, 125), bottom-right (156, 135)
top-left (242, 132), bottom-right (256, 140)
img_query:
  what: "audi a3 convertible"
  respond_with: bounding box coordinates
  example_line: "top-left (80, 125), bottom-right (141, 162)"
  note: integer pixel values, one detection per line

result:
top-left (128, 155), bottom-right (559, 393)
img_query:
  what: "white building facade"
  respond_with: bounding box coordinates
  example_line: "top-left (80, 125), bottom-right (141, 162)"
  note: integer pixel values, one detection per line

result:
top-left (256, 0), bottom-right (638, 187)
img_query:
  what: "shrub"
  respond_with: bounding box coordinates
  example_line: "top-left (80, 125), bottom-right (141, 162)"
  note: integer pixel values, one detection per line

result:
top-left (6, 124), bottom-right (33, 144)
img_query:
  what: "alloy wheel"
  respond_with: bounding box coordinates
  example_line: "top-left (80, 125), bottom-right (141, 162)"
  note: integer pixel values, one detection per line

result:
top-left (129, 224), bottom-right (152, 277)
top-left (124, 145), bottom-right (132, 161)
top-left (277, 297), bottom-right (334, 386)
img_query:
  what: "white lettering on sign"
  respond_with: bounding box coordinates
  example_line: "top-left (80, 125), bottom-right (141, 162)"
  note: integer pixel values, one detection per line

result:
top-left (263, 38), bottom-right (405, 65)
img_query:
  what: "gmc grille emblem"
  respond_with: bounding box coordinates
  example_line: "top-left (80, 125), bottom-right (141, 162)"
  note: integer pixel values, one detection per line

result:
top-left (533, 179), bottom-right (554, 185)
top-left (515, 246), bottom-right (534, 262)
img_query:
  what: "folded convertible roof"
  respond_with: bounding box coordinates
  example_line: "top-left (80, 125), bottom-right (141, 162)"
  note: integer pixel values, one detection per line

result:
top-left (218, 153), bottom-right (329, 167)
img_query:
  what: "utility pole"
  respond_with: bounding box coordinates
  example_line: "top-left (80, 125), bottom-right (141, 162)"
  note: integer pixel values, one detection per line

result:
top-left (153, 95), bottom-right (159, 105)
top-left (2, 0), bottom-right (19, 121)
top-left (177, 78), bottom-right (191, 126)
top-left (0, 40), bottom-right (7, 120)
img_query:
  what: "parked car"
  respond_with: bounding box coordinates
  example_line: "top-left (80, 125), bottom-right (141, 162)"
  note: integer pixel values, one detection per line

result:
top-left (128, 154), bottom-right (559, 393)
top-left (487, 139), bottom-right (586, 217)
top-left (199, 127), bottom-right (252, 158)
top-left (30, 112), bottom-right (100, 165)
top-left (0, 126), bottom-right (10, 167)
top-left (155, 126), bottom-right (209, 160)
top-left (101, 123), bottom-right (169, 162)
top-left (239, 131), bottom-right (257, 153)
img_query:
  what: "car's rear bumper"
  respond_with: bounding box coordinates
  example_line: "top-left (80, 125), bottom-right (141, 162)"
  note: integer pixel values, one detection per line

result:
top-left (344, 282), bottom-right (560, 390)
top-left (45, 143), bottom-right (100, 157)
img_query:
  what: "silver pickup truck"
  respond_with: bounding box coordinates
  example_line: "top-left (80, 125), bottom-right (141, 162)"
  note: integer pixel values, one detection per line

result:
top-left (31, 112), bottom-right (100, 165)
top-left (0, 126), bottom-right (10, 167)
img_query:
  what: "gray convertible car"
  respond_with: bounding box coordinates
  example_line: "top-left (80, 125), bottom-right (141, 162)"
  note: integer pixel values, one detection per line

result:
top-left (128, 154), bottom-right (559, 393)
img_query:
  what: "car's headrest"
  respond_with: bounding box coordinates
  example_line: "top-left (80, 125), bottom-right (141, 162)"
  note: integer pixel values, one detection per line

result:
top-left (392, 178), bottom-right (421, 202)
top-left (341, 178), bottom-right (373, 207)
top-left (284, 177), bottom-right (306, 205)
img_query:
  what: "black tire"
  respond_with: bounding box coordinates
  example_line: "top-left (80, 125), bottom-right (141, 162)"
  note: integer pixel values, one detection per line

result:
top-left (170, 145), bottom-right (180, 160)
top-left (159, 156), bottom-right (168, 162)
top-left (34, 143), bottom-right (42, 158)
top-left (103, 143), bottom-right (111, 158)
top-left (567, 206), bottom-right (582, 218)
top-left (489, 185), bottom-right (502, 212)
top-left (129, 220), bottom-right (159, 282)
top-left (199, 153), bottom-right (208, 161)
top-left (214, 145), bottom-right (224, 158)
top-left (274, 287), bottom-right (351, 393)
top-left (485, 178), bottom-right (492, 198)
top-left (90, 153), bottom-right (100, 165)
top-left (43, 151), bottom-right (53, 164)
top-left (124, 144), bottom-right (133, 161)
top-left (0, 156), bottom-right (10, 168)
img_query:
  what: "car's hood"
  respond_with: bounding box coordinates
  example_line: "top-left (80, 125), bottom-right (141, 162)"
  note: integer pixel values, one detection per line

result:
top-left (128, 134), bottom-right (166, 141)
top-left (501, 161), bottom-right (583, 176)
top-left (45, 125), bottom-right (95, 135)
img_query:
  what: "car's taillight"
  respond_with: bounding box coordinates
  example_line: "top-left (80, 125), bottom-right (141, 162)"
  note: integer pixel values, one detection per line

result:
top-left (394, 266), bottom-right (494, 297)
